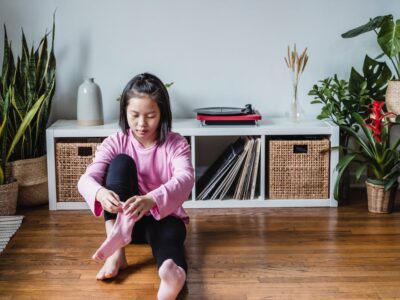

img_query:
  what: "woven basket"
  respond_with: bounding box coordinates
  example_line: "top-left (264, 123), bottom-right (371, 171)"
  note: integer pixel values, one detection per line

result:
top-left (268, 138), bottom-right (330, 199)
top-left (7, 155), bottom-right (48, 207)
top-left (386, 80), bottom-right (400, 121)
top-left (0, 180), bottom-right (18, 215)
top-left (366, 180), bottom-right (397, 213)
top-left (56, 139), bottom-right (102, 202)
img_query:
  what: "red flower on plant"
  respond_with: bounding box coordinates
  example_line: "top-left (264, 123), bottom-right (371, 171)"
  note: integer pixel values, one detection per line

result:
top-left (364, 100), bottom-right (395, 143)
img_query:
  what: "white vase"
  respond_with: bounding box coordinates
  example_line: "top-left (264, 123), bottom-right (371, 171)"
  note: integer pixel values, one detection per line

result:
top-left (77, 78), bottom-right (104, 126)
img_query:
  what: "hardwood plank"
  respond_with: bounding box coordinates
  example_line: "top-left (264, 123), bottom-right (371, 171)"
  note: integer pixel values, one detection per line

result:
top-left (1, 189), bottom-right (400, 299)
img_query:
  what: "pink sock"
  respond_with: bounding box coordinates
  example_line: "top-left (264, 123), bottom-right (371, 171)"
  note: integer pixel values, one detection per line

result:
top-left (93, 211), bottom-right (135, 261)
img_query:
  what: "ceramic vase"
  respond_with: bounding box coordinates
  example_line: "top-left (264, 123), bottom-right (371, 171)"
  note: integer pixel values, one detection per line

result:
top-left (77, 78), bottom-right (104, 126)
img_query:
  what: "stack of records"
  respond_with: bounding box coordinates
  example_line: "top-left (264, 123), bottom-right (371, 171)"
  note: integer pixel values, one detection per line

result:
top-left (196, 136), bottom-right (261, 200)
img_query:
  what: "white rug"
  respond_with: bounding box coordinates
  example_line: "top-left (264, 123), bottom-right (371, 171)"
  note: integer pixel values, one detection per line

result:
top-left (0, 216), bottom-right (24, 254)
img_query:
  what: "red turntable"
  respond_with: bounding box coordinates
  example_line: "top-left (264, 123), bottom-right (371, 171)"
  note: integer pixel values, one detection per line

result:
top-left (193, 104), bottom-right (262, 125)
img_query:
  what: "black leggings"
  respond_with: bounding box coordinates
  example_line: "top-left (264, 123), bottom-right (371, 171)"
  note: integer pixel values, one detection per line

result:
top-left (103, 154), bottom-right (187, 272)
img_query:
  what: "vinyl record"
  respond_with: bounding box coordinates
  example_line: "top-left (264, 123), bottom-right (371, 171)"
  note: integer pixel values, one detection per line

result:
top-left (193, 107), bottom-right (245, 116)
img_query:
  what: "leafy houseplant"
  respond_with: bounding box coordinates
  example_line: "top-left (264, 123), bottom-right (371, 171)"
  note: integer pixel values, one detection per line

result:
top-left (0, 19), bottom-right (56, 206)
top-left (309, 55), bottom-right (392, 201)
top-left (342, 15), bottom-right (400, 117)
top-left (335, 101), bottom-right (400, 213)
top-left (342, 15), bottom-right (400, 79)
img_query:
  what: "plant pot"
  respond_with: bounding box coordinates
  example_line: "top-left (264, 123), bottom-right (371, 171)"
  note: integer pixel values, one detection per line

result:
top-left (385, 80), bottom-right (400, 121)
top-left (6, 155), bottom-right (48, 207)
top-left (0, 180), bottom-right (18, 215)
top-left (365, 180), bottom-right (397, 213)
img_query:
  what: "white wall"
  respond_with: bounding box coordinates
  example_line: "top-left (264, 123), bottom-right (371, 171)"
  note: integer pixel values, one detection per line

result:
top-left (0, 0), bottom-right (399, 123)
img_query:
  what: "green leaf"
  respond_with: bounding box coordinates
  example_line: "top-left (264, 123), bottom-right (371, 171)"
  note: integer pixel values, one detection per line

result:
top-left (0, 166), bottom-right (3, 185)
top-left (164, 82), bottom-right (174, 88)
top-left (384, 175), bottom-right (399, 191)
top-left (378, 18), bottom-right (400, 58)
top-left (336, 153), bottom-right (357, 172)
top-left (362, 55), bottom-right (392, 101)
top-left (353, 113), bottom-right (377, 154)
top-left (375, 53), bottom-right (385, 60)
top-left (36, 34), bottom-right (48, 93)
top-left (6, 92), bottom-right (48, 161)
top-left (355, 163), bottom-right (367, 180)
top-left (310, 100), bottom-right (322, 104)
top-left (366, 178), bottom-right (386, 185)
top-left (340, 123), bottom-right (374, 158)
top-left (342, 15), bottom-right (392, 38)
top-left (348, 67), bottom-right (365, 97)
top-left (334, 153), bottom-right (357, 200)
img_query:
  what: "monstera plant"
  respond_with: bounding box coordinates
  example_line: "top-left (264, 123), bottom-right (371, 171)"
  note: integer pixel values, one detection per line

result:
top-left (342, 15), bottom-right (400, 79)
top-left (342, 15), bottom-right (400, 120)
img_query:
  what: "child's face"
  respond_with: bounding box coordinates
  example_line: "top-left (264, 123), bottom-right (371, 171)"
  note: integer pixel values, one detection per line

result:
top-left (126, 96), bottom-right (161, 145)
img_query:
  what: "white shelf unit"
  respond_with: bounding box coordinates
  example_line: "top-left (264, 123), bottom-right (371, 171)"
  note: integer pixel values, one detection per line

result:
top-left (46, 118), bottom-right (339, 210)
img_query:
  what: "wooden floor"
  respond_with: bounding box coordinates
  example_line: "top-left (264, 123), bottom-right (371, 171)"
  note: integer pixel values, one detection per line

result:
top-left (1, 190), bottom-right (400, 300)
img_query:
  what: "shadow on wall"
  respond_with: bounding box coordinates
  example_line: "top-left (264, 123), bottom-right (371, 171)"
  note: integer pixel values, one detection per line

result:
top-left (51, 32), bottom-right (91, 123)
top-left (172, 91), bottom-right (202, 119)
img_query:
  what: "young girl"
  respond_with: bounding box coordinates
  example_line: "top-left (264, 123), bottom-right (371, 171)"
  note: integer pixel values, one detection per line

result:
top-left (78, 73), bottom-right (194, 300)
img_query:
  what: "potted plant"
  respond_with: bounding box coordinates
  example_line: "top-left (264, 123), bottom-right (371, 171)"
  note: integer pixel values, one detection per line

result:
top-left (335, 100), bottom-right (400, 213)
top-left (1, 18), bottom-right (56, 207)
top-left (0, 88), bottom-right (18, 215)
top-left (342, 15), bottom-right (400, 116)
top-left (309, 55), bottom-right (392, 202)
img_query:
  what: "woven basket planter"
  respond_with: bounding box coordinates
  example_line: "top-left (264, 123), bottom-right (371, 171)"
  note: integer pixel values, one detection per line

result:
top-left (0, 180), bottom-right (18, 215)
top-left (6, 155), bottom-right (48, 207)
top-left (365, 180), bottom-right (397, 213)
top-left (385, 80), bottom-right (400, 121)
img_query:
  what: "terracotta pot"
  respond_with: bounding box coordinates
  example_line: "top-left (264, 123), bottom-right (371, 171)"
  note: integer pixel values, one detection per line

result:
top-left (365, 180), bottom-right (397, 213)
top-left (0, 180), bottom-right (18, 215)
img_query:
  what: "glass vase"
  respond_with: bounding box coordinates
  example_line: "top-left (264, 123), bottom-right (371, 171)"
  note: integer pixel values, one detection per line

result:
top-left (286, 84), bottom-right (304, 122)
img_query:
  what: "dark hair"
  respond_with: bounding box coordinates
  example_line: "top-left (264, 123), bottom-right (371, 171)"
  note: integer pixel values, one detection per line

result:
top-left (119, 73), bottom-right (172, 145)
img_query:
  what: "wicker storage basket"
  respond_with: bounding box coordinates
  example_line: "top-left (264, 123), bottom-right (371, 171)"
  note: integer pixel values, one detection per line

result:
top-left (6, 155), bottom-right (48, 207)
top-left (0, 180), bottom-right (18, 215)
top-left (366, 180), bottom-right (397, 213)
top-left (268, 137), bottom-right (330, 199)
top-left (56, 138), bottom-right (102, 202)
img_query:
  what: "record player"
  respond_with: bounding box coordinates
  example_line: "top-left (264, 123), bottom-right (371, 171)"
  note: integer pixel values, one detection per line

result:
top-left (193, 104), bottom-right (262, 125)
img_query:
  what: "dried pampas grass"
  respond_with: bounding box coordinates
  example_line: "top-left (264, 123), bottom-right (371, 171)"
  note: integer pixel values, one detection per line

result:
top-left (284, 44), bottom-right (308, 85)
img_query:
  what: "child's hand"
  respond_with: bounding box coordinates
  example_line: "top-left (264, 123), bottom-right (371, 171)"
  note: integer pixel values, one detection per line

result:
top-left (123, 195), bottom-right (156, 221)
top-left (96, 187), bottom-right (123, 214)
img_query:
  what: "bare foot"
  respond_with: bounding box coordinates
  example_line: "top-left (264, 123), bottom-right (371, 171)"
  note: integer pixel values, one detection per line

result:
top-left (157, 259), bottom-right (186, 300)
top-left (96, 249), bottom-right (128, 280)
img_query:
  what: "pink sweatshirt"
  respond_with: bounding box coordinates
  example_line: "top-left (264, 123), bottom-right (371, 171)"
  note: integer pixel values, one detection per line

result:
top-left (78, 130), bottom-right (194, 223)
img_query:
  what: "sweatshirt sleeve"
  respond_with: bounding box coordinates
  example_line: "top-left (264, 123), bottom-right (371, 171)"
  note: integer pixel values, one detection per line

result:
top-left (149, 136), bottom-right (195, 220)
top-left (77, 136), bottom-right (118, 217)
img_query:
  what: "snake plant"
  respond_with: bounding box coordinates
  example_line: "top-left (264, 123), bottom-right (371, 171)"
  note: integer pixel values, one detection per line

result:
top-left (0, 17), bottom-right (56, 185)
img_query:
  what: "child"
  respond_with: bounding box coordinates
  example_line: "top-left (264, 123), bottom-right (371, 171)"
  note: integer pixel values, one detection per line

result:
top-left (78, 73), bottom-right (194, 300)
